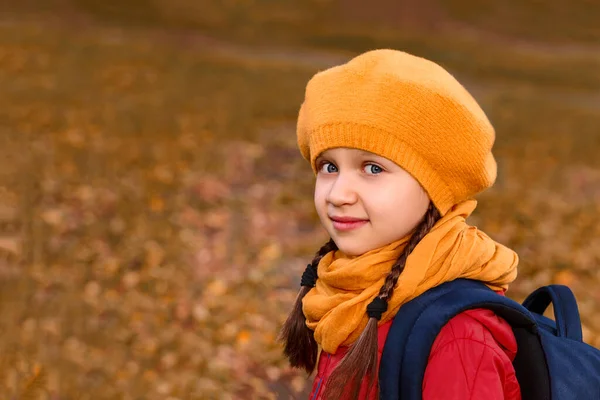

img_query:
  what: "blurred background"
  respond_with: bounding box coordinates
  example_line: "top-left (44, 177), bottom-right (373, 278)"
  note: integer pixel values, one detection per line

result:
top-left (0, 0), bottom-right (599, 399)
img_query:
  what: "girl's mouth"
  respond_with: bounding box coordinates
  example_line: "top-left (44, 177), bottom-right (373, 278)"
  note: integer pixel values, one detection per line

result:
top-left (330, 218), bottom-right (369, 231)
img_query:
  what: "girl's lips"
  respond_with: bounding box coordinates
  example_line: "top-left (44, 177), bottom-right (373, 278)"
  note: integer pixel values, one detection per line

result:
top-left (331, 219), bottom-right (368, 231)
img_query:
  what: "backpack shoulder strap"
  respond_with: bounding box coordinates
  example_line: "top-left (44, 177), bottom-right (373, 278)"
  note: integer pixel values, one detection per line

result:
top-left (522, 284), bottom-right (583, 341)
top-left (379, 279), bottom-right (538, 400)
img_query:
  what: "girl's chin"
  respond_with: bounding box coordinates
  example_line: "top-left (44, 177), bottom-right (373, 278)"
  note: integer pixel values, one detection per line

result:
top-left (333, 242), bottom-right (370, 258)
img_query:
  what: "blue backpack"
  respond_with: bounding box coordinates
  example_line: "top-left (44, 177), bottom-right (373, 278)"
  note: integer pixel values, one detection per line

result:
top-left (379, 279), bottom-right (600, 399)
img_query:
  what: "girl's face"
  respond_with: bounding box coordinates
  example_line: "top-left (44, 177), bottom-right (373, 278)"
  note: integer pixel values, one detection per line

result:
top-left (314, 148), bottom-right (430, 257)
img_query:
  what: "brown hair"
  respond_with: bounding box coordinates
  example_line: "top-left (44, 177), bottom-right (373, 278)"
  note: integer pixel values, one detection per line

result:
top-left (280, 203), bottom-right (441, 398)
top-left (278, 238), bottom-right (338, 374)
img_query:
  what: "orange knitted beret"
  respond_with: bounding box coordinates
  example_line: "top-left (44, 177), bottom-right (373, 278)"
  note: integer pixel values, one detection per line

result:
top-left (296, 49), bottom-right (497, 216)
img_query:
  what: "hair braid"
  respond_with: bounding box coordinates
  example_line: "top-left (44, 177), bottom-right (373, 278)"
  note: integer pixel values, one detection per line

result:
top-left (279, 238), bottom-right (338, 374)
top-left (379, 203), bottom-right (441, 301)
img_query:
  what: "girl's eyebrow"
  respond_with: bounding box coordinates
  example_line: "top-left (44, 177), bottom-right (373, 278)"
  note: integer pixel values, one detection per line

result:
top-left (358, 152), bottom-right (380, 159)
top-left (315, 152), bottom-right (384, 164)
top-left (355, 152), bottom-right (386, 162)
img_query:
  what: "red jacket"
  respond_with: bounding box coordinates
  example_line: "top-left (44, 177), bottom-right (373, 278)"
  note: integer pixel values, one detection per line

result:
top-left (308, 308), bottom-right (521, 400)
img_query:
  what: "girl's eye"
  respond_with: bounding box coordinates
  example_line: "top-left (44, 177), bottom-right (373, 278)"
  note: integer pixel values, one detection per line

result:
top-left (365, 164), bottom-right (383, 175)
top-left (319, 162), bottom-right (337, 173)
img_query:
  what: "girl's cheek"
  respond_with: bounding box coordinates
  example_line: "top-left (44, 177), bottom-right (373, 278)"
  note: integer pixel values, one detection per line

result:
top-left (313, 184), bottom-right (327, 205)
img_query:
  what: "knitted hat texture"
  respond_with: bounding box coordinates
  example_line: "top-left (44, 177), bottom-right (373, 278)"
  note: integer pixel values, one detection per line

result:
top-left (296, 49), bottom-right (497, 215)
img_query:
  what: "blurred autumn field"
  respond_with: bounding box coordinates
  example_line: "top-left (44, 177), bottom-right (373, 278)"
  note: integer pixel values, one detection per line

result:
top-left (0, 1), bottom-right (600, 399)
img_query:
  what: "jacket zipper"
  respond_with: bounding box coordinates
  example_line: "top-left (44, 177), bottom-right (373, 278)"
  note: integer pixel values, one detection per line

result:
top-left (311, 354), bottom-right (331, 400)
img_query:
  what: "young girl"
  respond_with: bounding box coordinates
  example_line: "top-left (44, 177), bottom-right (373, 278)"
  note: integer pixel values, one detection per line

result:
top-left (280, 49), bottom-right (521, 400)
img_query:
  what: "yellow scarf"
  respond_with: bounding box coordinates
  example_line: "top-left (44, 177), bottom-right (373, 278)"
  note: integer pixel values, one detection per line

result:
top-left (302, 200), bottom-right (519, 354)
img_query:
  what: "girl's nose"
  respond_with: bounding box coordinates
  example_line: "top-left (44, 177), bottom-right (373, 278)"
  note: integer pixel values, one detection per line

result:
top-left (326, 174), bottom-right (358, 206)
